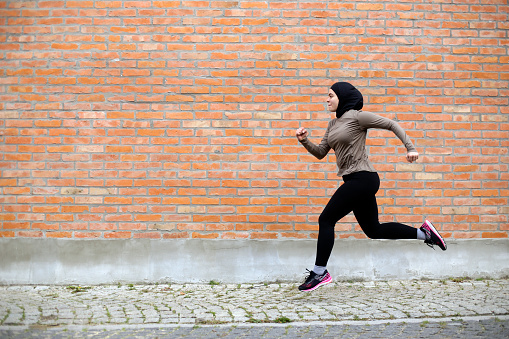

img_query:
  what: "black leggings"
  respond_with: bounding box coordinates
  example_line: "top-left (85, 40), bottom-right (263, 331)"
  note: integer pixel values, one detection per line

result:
top-left (315, 171), bottom-right (417, 266)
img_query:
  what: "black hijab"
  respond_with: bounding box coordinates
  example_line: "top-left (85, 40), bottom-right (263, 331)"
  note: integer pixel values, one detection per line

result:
top-left (330, 82), bottom-right (363, 118)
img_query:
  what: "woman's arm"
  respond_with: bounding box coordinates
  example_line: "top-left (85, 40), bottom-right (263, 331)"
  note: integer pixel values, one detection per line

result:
top-left (358, 111), bottom-right (418, 162)
top-left (296, 124), bottom-right (331, 160)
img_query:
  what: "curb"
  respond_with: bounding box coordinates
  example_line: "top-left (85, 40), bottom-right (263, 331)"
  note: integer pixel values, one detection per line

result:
top-left (1, 315), bottom-right (508, 331)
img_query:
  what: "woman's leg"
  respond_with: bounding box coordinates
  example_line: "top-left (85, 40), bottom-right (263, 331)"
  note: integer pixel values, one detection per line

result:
top-left (299, 180), bottom-right (356, 291)
top-left (352, 172), bottom-right (417, 239)
top-left (314, 180), bottom-right (359, 267)
top-left (314, 171), bottom-right (418, 267)
top-left (301, 171), bottom-right (421, 292)
top-left (353, 194), bottom-right (417, 239)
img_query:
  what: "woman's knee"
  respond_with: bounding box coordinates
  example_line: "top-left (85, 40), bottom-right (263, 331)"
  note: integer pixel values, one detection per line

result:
top-left (318, 213), bottom-right (335, 230)
top-left (363, 229), bottom-right (382, 239)
top-left (358, 222), bottom-right (383, 239)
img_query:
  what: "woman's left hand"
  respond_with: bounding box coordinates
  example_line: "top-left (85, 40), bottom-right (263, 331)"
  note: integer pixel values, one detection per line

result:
top-left (406, 151), bottom-right (419, 163)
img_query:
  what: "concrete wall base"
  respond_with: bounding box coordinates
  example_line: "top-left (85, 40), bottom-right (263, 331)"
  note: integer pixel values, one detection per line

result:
top-left (1, 238), bottom-right (508, 285)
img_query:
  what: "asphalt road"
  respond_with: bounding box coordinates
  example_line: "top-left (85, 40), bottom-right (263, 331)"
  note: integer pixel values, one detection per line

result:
top-left (1, 317), bottom-right (508, 338)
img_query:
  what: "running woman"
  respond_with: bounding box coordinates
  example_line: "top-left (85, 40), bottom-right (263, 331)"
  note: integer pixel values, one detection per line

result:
top-left (296, 82), bottom-right (447, 292)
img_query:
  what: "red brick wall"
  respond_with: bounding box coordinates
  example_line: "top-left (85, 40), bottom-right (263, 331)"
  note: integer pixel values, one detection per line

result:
top-left (1, 0), bottom-right (508, 240)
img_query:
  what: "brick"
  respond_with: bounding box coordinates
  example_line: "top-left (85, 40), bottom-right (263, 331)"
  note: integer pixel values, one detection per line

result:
top-left (1, 1), bottom-right (507, 241)
top-left (104, 232), bottom-right (131, 239)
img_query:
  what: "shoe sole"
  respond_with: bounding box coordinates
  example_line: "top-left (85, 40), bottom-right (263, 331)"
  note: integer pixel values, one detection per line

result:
top-left (425, 220), bottom-right (447, 251)
top-left (299, 275), bottom-right (332, 292)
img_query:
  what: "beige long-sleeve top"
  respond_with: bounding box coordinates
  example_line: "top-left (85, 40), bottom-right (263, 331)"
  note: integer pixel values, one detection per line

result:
top-left (299, 110), bottom-right (417, 177)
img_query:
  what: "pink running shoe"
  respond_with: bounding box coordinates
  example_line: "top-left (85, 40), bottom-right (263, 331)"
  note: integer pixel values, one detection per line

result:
top-left (298, 269), bottom-right (332, 292)
top-left (420, 220), bottom-right (447, 251)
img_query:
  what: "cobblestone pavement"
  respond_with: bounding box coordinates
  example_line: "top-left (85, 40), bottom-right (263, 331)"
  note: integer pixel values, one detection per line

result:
top-left (0, 279), bottom-right (508, 337)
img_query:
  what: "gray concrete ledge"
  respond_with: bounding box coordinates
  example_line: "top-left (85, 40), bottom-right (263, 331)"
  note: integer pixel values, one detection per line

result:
top-left (0, 238), bottom-right (508, 285)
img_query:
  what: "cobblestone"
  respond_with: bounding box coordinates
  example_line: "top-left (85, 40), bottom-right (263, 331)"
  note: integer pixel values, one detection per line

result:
top-left (0, 279), bottom-right (508, 337)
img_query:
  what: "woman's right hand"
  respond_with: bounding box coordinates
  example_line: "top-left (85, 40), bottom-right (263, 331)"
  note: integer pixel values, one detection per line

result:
top-left (296, 127), bottom-right (308, 141)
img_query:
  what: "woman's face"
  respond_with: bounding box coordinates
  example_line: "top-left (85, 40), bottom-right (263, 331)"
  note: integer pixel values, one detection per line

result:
top-left (327, 89), bottom-right (339, 112)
